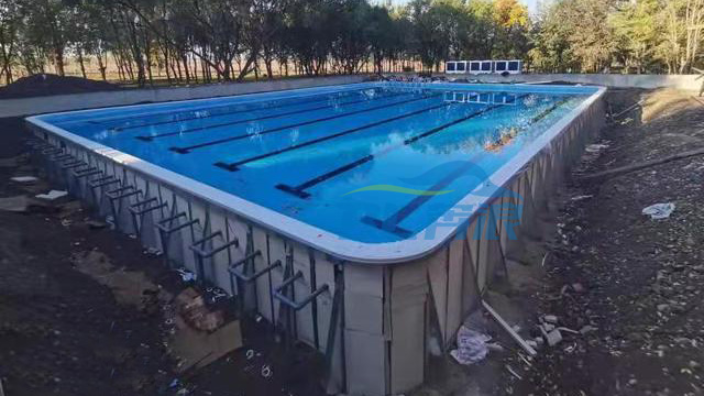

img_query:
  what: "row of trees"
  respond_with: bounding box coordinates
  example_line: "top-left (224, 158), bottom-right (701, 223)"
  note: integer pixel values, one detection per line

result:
top-left (0, 0), bottom-right (703, 87)
top-left (530, 0), bottom-right (704, 75)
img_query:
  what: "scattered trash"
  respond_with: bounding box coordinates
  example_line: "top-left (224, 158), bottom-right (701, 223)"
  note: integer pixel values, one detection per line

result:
top-left (86, 219), bottom-right (107, 229)
top-left (642, 203), bottom-right (675, 220)
top-left (205, 286), bottom-right (228, 304)
top-left (176, 268), bottom-right (196, 282)
top-left (10, 176), bottom-right (38, 185)
top-left (450, 326), bottom-right (491, 365)
top-left (570, 195), bottom-right (593, 201)
top-left (176, 287), bottom-right (225, 332)
top-left (169, 378), bottom-right (180, 388)
top-left (579, 325), bottom-right (596, 335)
top-left (483, 300), bottom-right (538, 356)
top-left (170, 316), bottom-right (243, 373)
top-left (542, 315), bottom-right (559, 324)
top-left (0, 195), bottom-right (28, 212)
top-left (506, 364), bottom-right (523, 380)
top-left (585, 144), bottom-right (609, 154)
top-left (571, 283), bottom-right (586, 293)
top-left (486, 342), bottom-right (505, 353)
top-left (541, 252), bottom-right (550, 267)
top-left (35, 189), bottom-right (69, 202)
top-left (541, 327), bottom-right (563, 347)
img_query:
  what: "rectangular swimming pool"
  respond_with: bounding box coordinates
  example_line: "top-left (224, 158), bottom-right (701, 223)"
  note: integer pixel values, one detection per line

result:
top-left (27, 82), bottom-right (602, 262)
top-left (27, 81), bottom-right (606, 395)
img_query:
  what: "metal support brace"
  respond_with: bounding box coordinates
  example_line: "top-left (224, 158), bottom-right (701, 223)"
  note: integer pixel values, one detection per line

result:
top-left (106, 186), bottom-right (141, 232)
top-left (156, 212), bottom-right (200, 268)
top-left (189, 231), bottom-right (240, 259)
top-left (71, 167), bottom-right (102, 197)
top-left (73, 167), bottom-right (101, 179)
top-left (51, 153), bottom-right (73, 162)
top-left (89, 176), bottom-right (120, 207)
top-left (227, 250), bottom-right (266, 306)
top-left (189, 231), bottom-right (239, 284)
top-left (273, 271), bottom-right (330, 311)
top-left (42, 147), bottom-right (64, 155)
top-left (60, 159), bottom-right (85, 169)
top-left (230, 255), bottom-right (278, 283)
top-left (324, 269), bottom-right (345, 391)
top-left (128, 197), bottom-right (167, 238)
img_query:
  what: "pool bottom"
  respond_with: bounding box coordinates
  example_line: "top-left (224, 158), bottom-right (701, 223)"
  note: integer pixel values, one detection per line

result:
top-left (28, 84), bottom-right (605, 396)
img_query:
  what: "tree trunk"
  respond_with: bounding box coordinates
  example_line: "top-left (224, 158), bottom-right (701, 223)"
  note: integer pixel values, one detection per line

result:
top-left (77, 48), bottom-right (87, 79)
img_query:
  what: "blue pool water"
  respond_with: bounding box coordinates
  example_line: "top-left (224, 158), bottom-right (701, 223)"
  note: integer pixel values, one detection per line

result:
top-left (36, 83), bottom-right (597, 243)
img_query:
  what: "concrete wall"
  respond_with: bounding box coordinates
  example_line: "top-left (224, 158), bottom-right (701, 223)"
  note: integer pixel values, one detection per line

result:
top-left (2, 73), bottom-right (697, 119)
top-left (410, 73), bottom-right (702, 91)
top-left (0, 75), bottom-right (367, 118)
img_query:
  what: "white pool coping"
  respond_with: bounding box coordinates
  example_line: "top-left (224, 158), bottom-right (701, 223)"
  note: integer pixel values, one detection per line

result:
top-left (26, 82), bottom-right (607, 264)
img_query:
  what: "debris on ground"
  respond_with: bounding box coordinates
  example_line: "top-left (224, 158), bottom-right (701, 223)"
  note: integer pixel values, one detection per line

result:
top-left (35, 189), bottom-right (69, 202)
top-left (86, 219), bottom-right (108, 229)
top-left (510, 88), bottom-right (704, 395)
top-left (176, 268), bottom-right (196, 283)
top-left (169, 288), bottom-right (243, 372)
top-left (585, 143), bottom-right (610, 154)
top-left (10, 175), bottom-right (38, 184)
top-left (642, 202), bottom-right (676, 220)
top-left (0, 195), bottom-right (28, 212)
top-left (450, 326), bottom-right (491, 365)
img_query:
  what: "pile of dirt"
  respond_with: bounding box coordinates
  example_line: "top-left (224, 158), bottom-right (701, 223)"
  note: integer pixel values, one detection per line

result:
top-left (0, 74), bottom-right (121, 99)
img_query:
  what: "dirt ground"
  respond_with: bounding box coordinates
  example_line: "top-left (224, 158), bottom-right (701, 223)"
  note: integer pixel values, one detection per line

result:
top-left (411, 88), bottom-right (704, 396)
top-left (0, 119), bottom-right (325, 395)
top-left (507, 89), bottom-right (704, 396)
top-left (0, 88), bottom-right (702, 396)
top-left (0, 74), bottom-right (121, 99)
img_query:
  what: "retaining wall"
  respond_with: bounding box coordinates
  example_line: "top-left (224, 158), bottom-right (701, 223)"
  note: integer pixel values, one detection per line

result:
top-left (443, 73), bottom-right (701, 91)
top-left (0, 75), bottom-right (367, 118)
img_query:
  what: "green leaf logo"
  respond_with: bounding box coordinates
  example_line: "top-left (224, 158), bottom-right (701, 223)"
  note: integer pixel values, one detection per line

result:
top-left (343, 184), bottom-right (453, 196)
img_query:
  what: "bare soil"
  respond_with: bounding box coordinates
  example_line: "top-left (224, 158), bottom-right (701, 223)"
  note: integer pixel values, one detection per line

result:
top-left (0, 118), bottom-right (325, 396)
top-left (506, 88), bottom-right (704, 396)
top-left (0, 74), bottom-right (121, 99)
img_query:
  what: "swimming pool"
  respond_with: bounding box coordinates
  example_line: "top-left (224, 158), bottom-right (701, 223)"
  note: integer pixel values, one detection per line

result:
top-left (27, 82), bottom-right (601, 259)
top-left (27, 81), bottom-right (606, 395)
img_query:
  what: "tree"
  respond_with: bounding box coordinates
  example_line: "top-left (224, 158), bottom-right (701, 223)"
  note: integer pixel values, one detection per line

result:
top-left (610, 0), bottom-right (660, 74)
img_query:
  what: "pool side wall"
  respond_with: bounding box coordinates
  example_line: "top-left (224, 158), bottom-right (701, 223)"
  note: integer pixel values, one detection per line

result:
top-left (27, 86), bottom-right (606, 396)
top-left (339, 88), bottom-right (606, 396)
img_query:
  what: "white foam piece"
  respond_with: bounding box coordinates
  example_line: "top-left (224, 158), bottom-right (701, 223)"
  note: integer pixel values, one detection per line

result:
top-left (35, 190), bottom-right (69, 201)
top-left (11, 176), bottom-right (39, 184)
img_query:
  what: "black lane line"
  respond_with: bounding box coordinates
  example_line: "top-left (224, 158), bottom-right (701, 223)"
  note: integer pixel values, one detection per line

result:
top-left (275, 101), bottom-right (513, 199)
top-left (115, 87), bottom-right (391, 132)
top-left (361, 95), bottom-right (570, 238)
top-left (170, 93), bottom-right (442, 154)
top-left (60, 86), bottom-right (382, 127)
top-left (136, 91), bottom-right (413, 141)
top-left (213, 99), bottom-right (454, 171)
